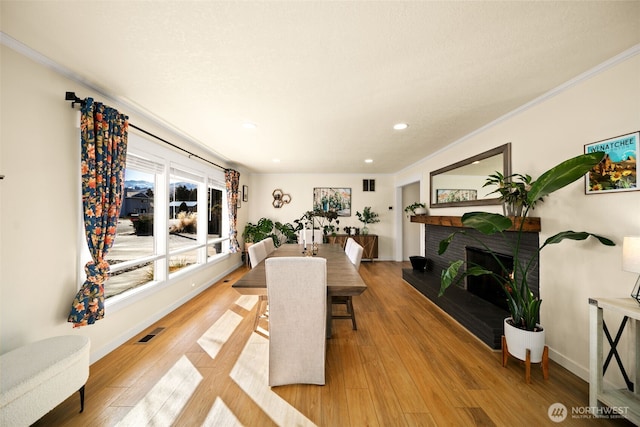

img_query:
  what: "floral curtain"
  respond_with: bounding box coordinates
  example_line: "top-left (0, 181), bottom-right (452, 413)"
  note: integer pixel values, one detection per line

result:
top-left (68, 98), bottom-right (128, 327)
top-left (225, 169), bottom-right (241, 253)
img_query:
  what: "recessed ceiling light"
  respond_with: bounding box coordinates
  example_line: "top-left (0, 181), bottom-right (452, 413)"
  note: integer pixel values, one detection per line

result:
top-left (365, 159), bottom-right (373, 163)
top-left (472, 160), bottom-right (480, 165)
top-left (393, 123), bottom-right (408, 130)
top-left (242, 122), bottom-right (257, 129)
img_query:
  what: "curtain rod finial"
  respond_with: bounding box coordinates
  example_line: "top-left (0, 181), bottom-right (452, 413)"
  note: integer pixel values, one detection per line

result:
top-left (65, 91), bottom-right (85, 108)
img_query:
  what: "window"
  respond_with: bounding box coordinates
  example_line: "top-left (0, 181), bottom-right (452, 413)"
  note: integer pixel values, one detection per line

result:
top-left (169, 166), bottom-right (202, 274)
top-left (81, 132), bottom-right (229, 301)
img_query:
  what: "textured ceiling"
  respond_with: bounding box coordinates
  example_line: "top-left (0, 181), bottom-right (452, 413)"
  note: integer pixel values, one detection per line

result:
top-left (2, 1), bottom-right (639, 173)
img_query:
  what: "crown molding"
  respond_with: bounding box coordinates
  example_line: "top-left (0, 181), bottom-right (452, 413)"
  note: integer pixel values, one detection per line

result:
top-left (399, 43), bottom-right (640, 175)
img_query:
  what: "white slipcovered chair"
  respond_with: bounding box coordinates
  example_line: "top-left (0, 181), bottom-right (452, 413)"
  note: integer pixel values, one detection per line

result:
top-left (248, 241), bottom-right (267, 268)
top-left (249, 241), bottom-right (269, 332)
top-left (265, 257), bottom-right (327, 386)
top-left (347, 242), bottom-right (364, 270)
top-left (262, 237), bottom-right (276, 254)
top-left (332, 242), bottom-right (363, 330)
top-left (297, 229), bottom-right (324, 245)
top-left (344, 237), bottom-right (356, 254)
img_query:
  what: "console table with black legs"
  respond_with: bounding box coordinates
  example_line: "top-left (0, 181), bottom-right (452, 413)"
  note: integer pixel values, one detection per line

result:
top-left (589, 297), bottom-right (640, 424)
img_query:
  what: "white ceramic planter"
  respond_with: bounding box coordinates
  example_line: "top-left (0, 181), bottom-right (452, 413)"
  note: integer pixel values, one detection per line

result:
top-left (503, 318), bottom-right (545, 363)
top-left (413, 207), bottom-right (427, 215)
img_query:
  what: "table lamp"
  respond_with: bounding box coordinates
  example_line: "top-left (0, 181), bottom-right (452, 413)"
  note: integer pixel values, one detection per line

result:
top-left (622, 236), bottom-right (640, 304)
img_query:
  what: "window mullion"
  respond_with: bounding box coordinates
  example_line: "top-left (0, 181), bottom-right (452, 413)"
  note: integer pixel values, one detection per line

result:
top-left (155, 162), bottom-right (169, 282)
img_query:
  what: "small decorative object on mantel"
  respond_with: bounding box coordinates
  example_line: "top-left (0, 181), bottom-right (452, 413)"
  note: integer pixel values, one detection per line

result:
top-left (623, 236), bottom-right (640, 304)
top-left (438, 151), bottom-right (616, 371)
top-left (272, 189), bottom-right (291, 208)
top-left (404, 202), bottom-right (427, 217)
top-left (356, 206), bottom-right (380, 235)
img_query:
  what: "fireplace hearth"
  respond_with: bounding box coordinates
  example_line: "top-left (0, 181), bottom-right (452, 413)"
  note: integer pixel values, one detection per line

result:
top-left (402, 217), bottom-right (539, 349)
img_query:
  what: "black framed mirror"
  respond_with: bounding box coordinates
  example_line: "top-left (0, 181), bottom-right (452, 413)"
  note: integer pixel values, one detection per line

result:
top-left (430, 143), bottom-right (511, 208)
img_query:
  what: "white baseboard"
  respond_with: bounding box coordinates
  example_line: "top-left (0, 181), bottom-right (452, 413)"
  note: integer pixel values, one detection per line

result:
top-left (549, 348), bottom-right (590, 383)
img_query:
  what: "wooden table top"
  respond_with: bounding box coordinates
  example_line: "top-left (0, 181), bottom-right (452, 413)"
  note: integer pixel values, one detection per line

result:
top-left (232, 243), bottom-right (367, 297)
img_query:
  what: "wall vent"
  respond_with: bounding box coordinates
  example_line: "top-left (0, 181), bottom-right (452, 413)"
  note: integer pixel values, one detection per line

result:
top-left (363, 179), bottom-right (375, 192)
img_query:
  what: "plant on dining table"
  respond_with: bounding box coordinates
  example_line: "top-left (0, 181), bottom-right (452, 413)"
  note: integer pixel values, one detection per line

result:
top-left (294, 209), bottom-right (340, 238)
top-left (438, 152), bottom-right (615, 331)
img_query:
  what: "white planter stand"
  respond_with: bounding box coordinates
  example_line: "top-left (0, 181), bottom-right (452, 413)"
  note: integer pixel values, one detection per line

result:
top-left (502, 318), bottom-right (549, 383)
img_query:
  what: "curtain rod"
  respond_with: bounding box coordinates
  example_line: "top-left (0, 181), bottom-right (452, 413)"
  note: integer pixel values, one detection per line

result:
top-left (65, 92), bottom-right (229, 172)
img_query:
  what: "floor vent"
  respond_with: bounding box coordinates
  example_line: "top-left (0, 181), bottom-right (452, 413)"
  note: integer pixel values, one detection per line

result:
top-left (137, 327), bottom-right (165, 343)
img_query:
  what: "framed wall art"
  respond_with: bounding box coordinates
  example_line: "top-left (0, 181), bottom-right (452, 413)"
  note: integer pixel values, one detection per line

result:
top-left (313, 187), bottom-right (351, 216)
top-left (436, 189), bottom-right (477, 204)
top-left (585, 131), bottom-right (638, 194)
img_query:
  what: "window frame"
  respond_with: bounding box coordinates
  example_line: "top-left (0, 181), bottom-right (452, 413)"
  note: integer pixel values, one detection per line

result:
top-left (78, 131), bottom-right (230, 313)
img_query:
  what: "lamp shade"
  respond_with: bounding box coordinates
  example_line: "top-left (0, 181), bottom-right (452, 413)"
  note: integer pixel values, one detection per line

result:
top-left (622, 236), bottom-right (640, 274)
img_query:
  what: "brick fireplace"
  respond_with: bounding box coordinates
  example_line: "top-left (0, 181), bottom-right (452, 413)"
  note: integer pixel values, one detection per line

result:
top-left (403, 216), bottom-right (540, 349)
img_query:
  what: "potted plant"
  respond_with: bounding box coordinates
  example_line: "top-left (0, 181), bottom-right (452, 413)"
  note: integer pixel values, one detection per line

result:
top-left (404, 202), bottom-right (427, 217)
top-left (243, 217), bottom-right (275, 246)
top-left (356, 206), bottom-right (380, 235)
top-left (484, 172), bottom-right (539, 217)
top-left (438, 152), bottom-right (615, 363)
top-left (243, 217), bottom-right (298, 248)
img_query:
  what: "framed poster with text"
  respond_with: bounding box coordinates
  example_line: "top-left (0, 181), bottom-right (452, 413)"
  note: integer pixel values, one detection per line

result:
top-left (584, 131), bottom-right (638, 194)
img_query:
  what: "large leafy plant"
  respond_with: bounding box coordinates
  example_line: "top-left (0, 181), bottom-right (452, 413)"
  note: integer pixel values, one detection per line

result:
top-left (438, 152), bottom-right (615, 331)
top-left (243, 217), bottom-right (297, 246)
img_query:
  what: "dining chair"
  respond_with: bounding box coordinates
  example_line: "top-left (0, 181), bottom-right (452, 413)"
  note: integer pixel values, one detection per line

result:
top-left (266, 257), bottom-right (327, 386)
top-left (249, 241), bottom-right (269, 332)
top-left (347, 242), bottom-right (364, 270)
top-left (332, 242), bottom-right (363, 330)
top-left (248, 241), bottom-right (267, 268)
top-left (298, 229), bottom-right (324, 245)
top-left (262, 236), bottom-right (275, 254)
top-left (344, 237), bottom-right (356, 254)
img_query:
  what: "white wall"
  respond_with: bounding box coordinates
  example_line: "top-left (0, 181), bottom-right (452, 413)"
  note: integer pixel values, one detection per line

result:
top-left (0, 45), bottom-right (247, 361)
top-left (395, 51), bottom-right (640, 384)
top-left (245, 174), bottom-right (395, 259)
top-left (402, 182), bottom-right (421, 260)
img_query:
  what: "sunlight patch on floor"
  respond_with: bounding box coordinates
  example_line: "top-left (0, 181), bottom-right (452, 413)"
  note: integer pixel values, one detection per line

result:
top-left (230, 332), bottom-right (316, 427)
top-left (202, 397), bottom-right (244, 426)
top-left (115, 355), bottom-right (202, 426)
top-left (197, 310), bottom-right (244, 359)
top-left (235, 294), bottom-right (258, 311)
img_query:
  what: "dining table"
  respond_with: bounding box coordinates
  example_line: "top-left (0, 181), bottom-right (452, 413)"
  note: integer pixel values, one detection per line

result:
top-left (232, 243), bottom-right (367, 337)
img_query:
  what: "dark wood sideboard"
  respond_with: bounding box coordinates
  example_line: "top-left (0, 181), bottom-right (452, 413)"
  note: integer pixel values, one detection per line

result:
top-left (326, 234), bottom-right (378, 261)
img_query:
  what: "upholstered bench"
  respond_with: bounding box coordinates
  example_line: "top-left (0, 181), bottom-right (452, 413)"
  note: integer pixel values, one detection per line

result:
top-left (0, 335), bottom-right (90, 426)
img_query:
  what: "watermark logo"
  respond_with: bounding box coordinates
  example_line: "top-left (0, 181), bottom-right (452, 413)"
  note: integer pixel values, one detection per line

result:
top-left (548, 403), bottom-right (629, 422)
top-left (548, 403), bottom-right (568, 422)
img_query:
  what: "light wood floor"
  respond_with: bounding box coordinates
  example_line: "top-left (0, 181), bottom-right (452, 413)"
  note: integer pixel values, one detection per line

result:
top-left (35, 261), bottom-right (633, 426)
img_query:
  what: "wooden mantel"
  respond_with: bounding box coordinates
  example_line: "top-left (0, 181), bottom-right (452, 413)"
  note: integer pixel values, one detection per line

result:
top-left (410, 215), bottom-right (541, 232)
